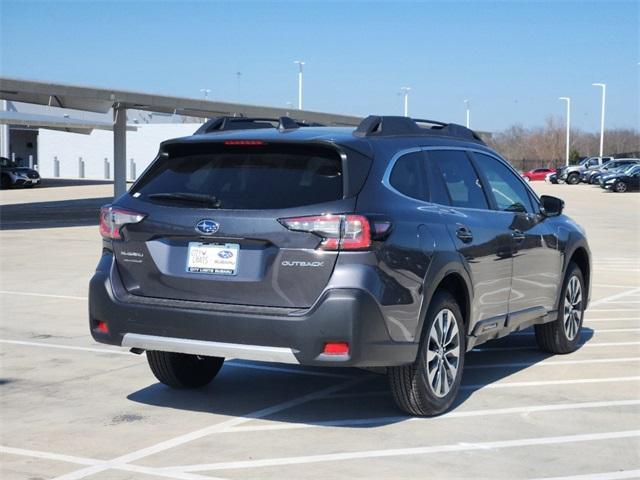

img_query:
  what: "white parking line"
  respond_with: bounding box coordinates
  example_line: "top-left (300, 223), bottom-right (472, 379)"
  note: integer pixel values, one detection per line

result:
top-left (512, 328), bottom-right (640, 336)
top-left (461, 375), bottom-right (640, 390)
top-left (0, 339), bottom-right (350, 380)
top-left (0, 445), bottom-right (97, 466)
top-left (530, 470), bottom-right (640, 480)
top-left (587, 309), bottom-right (640, 313)
top-left (328, 376), bottom-right (640, 399)
top-left (466, 356), bottom-right (640, 369)
top-left (223, 399), bottom-right (640, 434)
top-left (0, 290), bottom-right (87, 301)
top-left (0, 446), bottom-right (224, 480)
top-left (164, 430), bottom-right (640, 472)
top-left (473, 341), bottom-right (640, 352)
top-left (0, 339), bottom-right (131, 355)
top-left (50, 375), bottom-right (371, 480)
top-left (585, 318), bottom-right (639, 322)
top-left (589, 288), bottom-right (640, 308)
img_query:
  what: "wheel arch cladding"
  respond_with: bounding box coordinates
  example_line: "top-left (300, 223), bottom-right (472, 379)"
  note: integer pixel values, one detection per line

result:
top-left (569, 246), bottom-right (590, 307)
top-left (435, 273), bottom-right (470, 332)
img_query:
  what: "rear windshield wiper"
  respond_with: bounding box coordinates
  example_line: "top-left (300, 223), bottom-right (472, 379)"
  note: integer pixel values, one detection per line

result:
top-left (147, 192), bottom-right (222, 208)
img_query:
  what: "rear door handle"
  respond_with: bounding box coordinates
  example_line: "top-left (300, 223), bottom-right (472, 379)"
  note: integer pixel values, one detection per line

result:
top-left (512, 229), bottom-right (525, 242)
top-left (456, 225), bottom-right (473, 243)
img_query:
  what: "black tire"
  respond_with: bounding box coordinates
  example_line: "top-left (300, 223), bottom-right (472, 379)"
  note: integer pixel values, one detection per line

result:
top-left (535, 263), bottom-right (585, 354)
top-left (146, 351), bottom-right (224, 389)
top-left (566, 173), bottom-right (580, 185)
top-left (0, 175), bottom-right (11, 189)
top-left (388, 290), bottom-right (466, 416)
top-left (614, 181), bottom-right (628, 193)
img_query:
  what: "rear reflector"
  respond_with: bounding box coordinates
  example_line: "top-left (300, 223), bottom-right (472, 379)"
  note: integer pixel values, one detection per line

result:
top-left (323, 342), bottom-right (349, 355)
top-left (278, 214), bottom-right (371, 251)
top-left (95, 321), bottom-right (109, 334)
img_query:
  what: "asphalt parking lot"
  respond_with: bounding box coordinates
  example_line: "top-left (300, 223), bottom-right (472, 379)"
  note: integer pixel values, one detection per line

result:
top-left (1, 180), bottom-right (639, 480)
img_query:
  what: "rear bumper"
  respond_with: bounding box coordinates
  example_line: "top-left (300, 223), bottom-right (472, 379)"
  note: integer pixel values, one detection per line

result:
top-left (89, 253), bottom-right (418, 367)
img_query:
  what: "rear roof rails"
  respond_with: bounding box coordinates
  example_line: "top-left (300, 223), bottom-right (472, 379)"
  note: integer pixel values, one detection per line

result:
top-left (354, 115), bottom-right (485, 144)
top-left (194, 116), bottom-right (324, 135)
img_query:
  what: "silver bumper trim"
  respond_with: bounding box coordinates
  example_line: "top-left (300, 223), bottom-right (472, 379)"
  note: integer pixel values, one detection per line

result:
top-left (121, 333), bottom-right (299, 364)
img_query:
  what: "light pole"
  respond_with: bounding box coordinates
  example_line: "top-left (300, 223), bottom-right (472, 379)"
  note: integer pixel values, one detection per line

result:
top-left (200, 88), bottom-right (211, 100)
top-left (400, 87), bottom-right (411, 117)
top-left (559, 97), bottom-right (571, 166)
top-left (464, 99), bottom-right (470, 128)
top-left (294, 60), bottom-right (305, 110)
top-left (592, 83), bottom-right (606, 157)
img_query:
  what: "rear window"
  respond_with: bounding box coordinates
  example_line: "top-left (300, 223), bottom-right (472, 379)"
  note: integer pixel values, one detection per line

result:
top-left (132, 143), bottom-right (344, 209)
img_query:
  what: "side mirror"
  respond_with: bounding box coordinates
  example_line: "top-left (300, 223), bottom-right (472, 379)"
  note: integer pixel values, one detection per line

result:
top-left (540, 195), bottom-right (564, 217)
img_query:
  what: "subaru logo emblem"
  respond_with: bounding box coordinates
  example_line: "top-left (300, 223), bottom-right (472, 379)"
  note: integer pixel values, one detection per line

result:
top-left (195, 219), bottom-right (219, 235)
top-left (218, 250), bottom-right (234, 259)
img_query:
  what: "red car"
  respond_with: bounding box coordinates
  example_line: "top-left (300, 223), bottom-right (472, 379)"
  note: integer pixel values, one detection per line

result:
top-left (521, 167), bottom-right (556, 182)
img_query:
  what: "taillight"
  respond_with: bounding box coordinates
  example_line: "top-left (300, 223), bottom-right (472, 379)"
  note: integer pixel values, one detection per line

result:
top-left (278, 214), bottom-right (371, 250)
top-left (99, 206), bottom-right (146, 240)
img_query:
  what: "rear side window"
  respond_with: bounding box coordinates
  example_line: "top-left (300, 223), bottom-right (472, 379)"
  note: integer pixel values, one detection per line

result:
top-left (429, 150), bottom-right (489, 209)
top-left (389, 151), bottom-right (427, 200)
top-left (132, 144), bottom-right (343, 210)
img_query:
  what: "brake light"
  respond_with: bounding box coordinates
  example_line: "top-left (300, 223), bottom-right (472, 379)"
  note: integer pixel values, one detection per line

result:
top-left (99, 206), bottom-right (146, 240)
top-left (223, 140), bottom-right (265, 145)
top-left (279, 214), bottom-right (371, 250)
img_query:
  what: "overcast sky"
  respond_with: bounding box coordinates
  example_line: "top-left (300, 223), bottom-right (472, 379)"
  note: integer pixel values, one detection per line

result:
top-left (1, 0), bottom-right (638, 132)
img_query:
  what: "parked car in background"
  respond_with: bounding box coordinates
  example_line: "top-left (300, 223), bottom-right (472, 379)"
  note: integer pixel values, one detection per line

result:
top-left (0, 157), bottom-right (41, 189)
top-left (586, 158), bottom-right (640, 185)
top-left (521, 167), bottom-right (556, 182)
top-left (89, 115), bottom-right (592, 417)
top-left (601, 164), bottom-right (640, 192)
top-left (545, 172), bottom-right (558, 184)
top-left (557, 156), bottom-right (613, 185)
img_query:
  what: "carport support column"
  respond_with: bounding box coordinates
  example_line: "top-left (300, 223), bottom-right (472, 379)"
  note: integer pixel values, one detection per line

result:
top-left (113, 104), bottom-right (127, 198)
top-left (0, 100), bottom-right (10, 158)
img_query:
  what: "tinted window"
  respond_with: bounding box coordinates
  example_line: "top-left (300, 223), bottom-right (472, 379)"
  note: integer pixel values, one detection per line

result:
top-left (473, 153), bottom-right (533, 213)
top-left (133, 144), bottom-right (343, 209)
top-left (389, 151), bottom-right (427, 200)
top-left (587, 159), bottom-right (599, 167)
top-left (429, 150), bottom-right (488, 209)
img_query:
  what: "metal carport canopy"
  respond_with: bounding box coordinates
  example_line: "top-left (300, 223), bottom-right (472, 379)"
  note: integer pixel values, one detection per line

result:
top-left (0, 76), bottom-right (362, 197)
top-left (0, 110), bottom-right (137, 134)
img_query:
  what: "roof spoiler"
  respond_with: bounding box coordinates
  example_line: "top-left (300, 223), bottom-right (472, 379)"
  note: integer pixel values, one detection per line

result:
top-left (194, 116), bottom-right (324, 135)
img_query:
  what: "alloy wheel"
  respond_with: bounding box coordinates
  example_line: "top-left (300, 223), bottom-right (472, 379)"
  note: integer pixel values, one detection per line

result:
top-left (563, 275), bottom-right (583, 340)
top-left (615, 182), bottom-right (627, 193)
top-left (426, 309), bottom-right (461, 398)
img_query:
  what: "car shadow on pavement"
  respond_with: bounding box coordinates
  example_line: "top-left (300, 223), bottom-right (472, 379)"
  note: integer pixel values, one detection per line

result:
top-left (126, 327), bottom-right (595, 428)
top-left (0, 197), bottom-right (109, 230)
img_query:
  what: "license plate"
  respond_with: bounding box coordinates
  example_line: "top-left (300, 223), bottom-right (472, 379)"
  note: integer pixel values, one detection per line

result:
top-left (186, 242), bottom-right (239, 275)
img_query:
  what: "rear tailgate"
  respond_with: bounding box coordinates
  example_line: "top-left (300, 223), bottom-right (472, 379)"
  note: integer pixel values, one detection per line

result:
top-left (111, 141), bottom-right (370, 308)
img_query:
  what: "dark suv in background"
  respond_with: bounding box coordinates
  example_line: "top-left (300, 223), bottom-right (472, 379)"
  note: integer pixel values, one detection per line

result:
top-left (90, 115), bottom-right (591, 416)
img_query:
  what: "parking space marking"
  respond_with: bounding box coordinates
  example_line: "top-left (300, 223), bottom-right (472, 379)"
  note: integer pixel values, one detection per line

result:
top-left (512, 328), bottom-right (640, 336)
top-left (50, 376), bottom-right (371, 480)
top-left (461, 376), bottom-right (640, 390)
top-left (588, 288), bottom-right (640, 308)
top-left (473, 341), bottom-right (640, 352)
top-left (0, 445), bottom-right (98, 467)
top-left (0, 446), bottom-right (226, 480)
top-left (530, 469), bottom-right (640, 480)
top-left (466, 357), bottom-right (640, 369)
top-left (223, 399), bottom-right (640, 433)
top-left (0, 339), bottom-right (350, 379)
top-left (329, 377), bottom-right (640, 399)
top-left (585, 318), bottom-right (639, 322)
top-left (587, 309), bottom-right (640, 313)
top-left (164, 430), bottom-right (640, 472)
top-left (0, 290), bottom-right (87, 301)
top-left (0, 339), bottom-right (131, 355)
